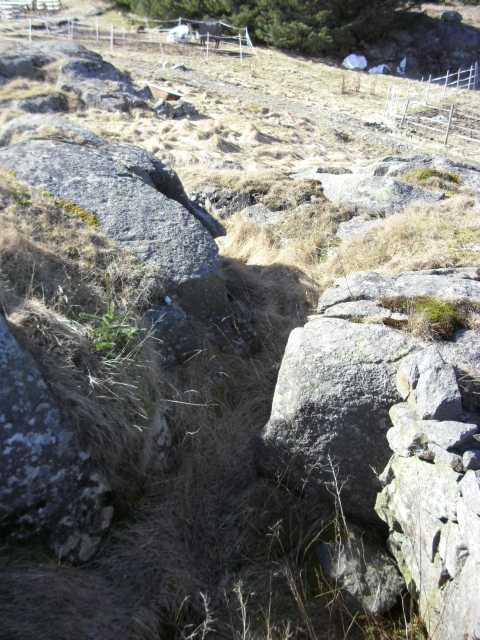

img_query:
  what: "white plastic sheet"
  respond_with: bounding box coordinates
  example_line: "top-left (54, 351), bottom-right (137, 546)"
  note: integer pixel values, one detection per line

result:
top-left (369, 64), bottom-right (391, 75)
top-left (342, 54), bottom-right (368, 71)
top-left (397, 57), bottom-right (407, 75)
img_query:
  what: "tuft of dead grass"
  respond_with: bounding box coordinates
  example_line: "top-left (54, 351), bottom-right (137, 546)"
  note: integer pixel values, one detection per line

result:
top-left (318, 196), bottom-right (480, 290)
top-left (0, 174), bottom-right (163, 496)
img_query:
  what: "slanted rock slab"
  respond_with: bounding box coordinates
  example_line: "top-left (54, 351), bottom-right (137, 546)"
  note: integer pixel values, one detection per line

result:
top-left (396, 346), bottom-right (463, 421)
top-left (317, 269), bottom-right (480, 314)
top-left (256, 317), bottom-right (417, 521)
top-left (311, 174), bottom-right (444, 216)
top-left (0, 138), bottom-right (225, 315)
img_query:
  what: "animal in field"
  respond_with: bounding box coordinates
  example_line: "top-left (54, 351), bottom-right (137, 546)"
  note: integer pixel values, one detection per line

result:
top-left (192, 22), bottom-right (222, 49)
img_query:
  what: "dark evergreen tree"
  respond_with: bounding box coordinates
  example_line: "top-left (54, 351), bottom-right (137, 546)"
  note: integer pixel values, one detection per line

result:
top-left (119, 0), bottom-right (421, 54)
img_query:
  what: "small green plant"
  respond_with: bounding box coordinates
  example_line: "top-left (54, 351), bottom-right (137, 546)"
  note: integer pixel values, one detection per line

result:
top-left (79, 273), bottom-right (145, 356)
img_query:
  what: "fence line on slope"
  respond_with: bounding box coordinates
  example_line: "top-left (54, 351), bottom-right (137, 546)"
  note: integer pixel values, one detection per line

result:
top-left (384, 83), bottom-right (480, 147)
top-left (0, 14), bottom-right (257, 60)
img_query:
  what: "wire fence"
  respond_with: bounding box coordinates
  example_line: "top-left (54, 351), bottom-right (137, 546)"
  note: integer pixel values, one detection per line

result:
top-left (0, 13), bottom-right (258, 61)
top-left (384, 82), bottom-right (480, 146)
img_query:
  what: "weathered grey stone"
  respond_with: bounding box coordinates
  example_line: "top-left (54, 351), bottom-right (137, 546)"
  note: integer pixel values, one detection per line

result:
top-left (0, 315), bottom-right (111, 563)
top-left (457, 497), bottom-right (480, 563)
top-left (317, 269), bottom-right (480, 314)
top-left (442, 10), bottom-right (463, 24)
top-left (0, 41), bottom-right (92, 80)
top-left (387, 403), bottom-right (430, 458)
top-left (376, 476), bottom-right (444, 562)
top-left (353, 154), bottom-right (480, 193)
top-left (433, 555), bottom-right (480, 640)
top-left (7, 93), bottom-right (68, 114)
top-left (418, 419), bottom-right (477, 450)
top-left (335, 217), bottom-right (382, 241)
top-left (241, 203), bottom-right (286, 226)
top-left (427, 442), bottom-right (464, 473)
top-left (172, 99), bottom-right (196, 118)
top-left (0, 115), bottom-right (226, 239)
top-left (384, 456), bottom-right (460, 522)
top-left (438, 329), bottom-right (480, 381)
top-left (144, 305), bottom-right (200, 361)
top-left (0, 138), bottom-right (225, 315)
top-left (310, 174), bottom-right (444, 216)
top-left (256, 318), bottom-right (417, 522)
top-left (315, 527), bottom-right (404, 615)
top-left (459, 470), bottom-right (480, 514)
top-left (153, 99), bottom-right (174, 117)
top-left (323, 300), bottom-right (391, 319)
top-left (56, 55), bottom-right (147, 113)
top-left (463, 450), bottom-right (480, 470)
top-left (210, 160), bottom-right (242, 171)
top-left (147, 413), bottom-right (172, 472)
top-left (396, 346), bottom-right (463, 421)
top-left (438, 520), bottom-right (468, 579)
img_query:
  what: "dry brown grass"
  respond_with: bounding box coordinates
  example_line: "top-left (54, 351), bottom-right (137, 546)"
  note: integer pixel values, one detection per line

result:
top-left (0, 174), bottom-right (163, 496)
top-left (318, 195), bottom-right (480, 290)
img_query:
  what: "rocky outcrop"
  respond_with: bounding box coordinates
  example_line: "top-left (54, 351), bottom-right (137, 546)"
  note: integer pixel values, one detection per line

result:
top-left (257, 268), bottom-right (480, 524)
top-left (376, 357), bottom-right (480, 639)
top-left (0, 315), bottom-right (112, 564)
top-left (0, 115), bottom-right (225, 239)
top-left (0, 117), bottom-right (226, 315)
top-left (317, 268), bottom-right (480, 313)
top-left (307, 174), bottom-right (444, 216)
top-left (353, 154), bottom-right (480, 192)
top-left (0, 41), bottom-right (152, 113)
top-left (361, 18), bottom-right (480, 78)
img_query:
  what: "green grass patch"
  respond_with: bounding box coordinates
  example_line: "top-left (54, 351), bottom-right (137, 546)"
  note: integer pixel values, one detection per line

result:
top-left (380, 295), bottom-right (480, 339)
top-left (402, 168), bottom-right (461, 193)
top-left (40, 191), bottom-right (100, 228)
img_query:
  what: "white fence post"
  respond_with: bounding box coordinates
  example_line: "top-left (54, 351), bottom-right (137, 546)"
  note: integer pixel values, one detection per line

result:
top-left (110, 24), bottom-right (113, 52)
top-left (384, 85), bottom-right (391, 115)
top-left (468, 65), bottom-right (473, 90)
top-left (157, 30), bottom-right (163, 57)
top-left (95, 16), bottom-right (98, 42)
top-left (145, 17), bottom-right (152, 41)
top-left (456, 68), bottom-right (461, 94)
top-left (206, 31), bottom-right (209, 60)
top-left (475, 62), bottom-right (479, 90)
top-left (425, 74), bottom-right (432, 105)
top-left (416, 77), bottom-right (423, 106)
top-left (400, 98), bottom-right (409, 128)
top-left (444, 103), bottom-right (454, 145)
top-left (443, 70), bottom-right (449, 100)
top-left (239, 33), bottom-right (242, 62)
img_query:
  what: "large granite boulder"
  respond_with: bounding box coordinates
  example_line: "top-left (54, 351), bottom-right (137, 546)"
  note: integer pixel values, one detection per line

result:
top-left (258, 268), bottom-right (480, 524)
top-left (0, 138), bottom-right (225, 315)
top-left (255, 317), bottom-right (418, 522)
top-left (0, 315), bottom-right (112, 563)
top-left (317, 268), bottom-right (480, 313)
top-left (0, 115), bottom-right (225, 239)
top-left (0, 41), bottom-right (153, 114)
top-left (308, 174), bottom-right (444, 216)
